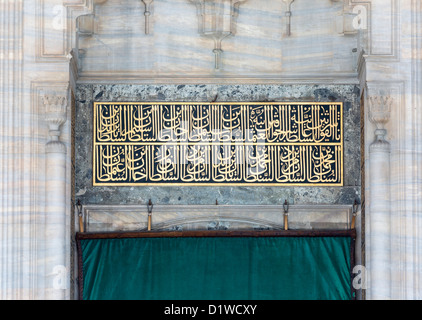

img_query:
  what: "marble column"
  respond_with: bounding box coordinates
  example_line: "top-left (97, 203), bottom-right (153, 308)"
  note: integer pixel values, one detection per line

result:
top-left (358, 0), bottom-right (422, 300)
top-left (367, 93), bottom-right (392, 299)
top-left (43, 92), bottom-right (68, 300)
top-left (0, 0), bottom-right (26, 300)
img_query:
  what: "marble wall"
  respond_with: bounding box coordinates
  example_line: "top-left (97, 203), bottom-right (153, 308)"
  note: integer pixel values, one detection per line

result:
top-left (1, 0), bottom-right (421, 300)
top-left (75, 83), bottom-right (361, 207)
top-left (75, 0), bottom-right (359, 80)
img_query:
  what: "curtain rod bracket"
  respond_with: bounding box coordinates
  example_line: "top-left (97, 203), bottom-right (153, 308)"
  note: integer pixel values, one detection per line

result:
top-left (77, 199), bottom-right (84, 233)
top-left (351, 199), bottom-right (358, 229)
top-left (283, 200), bottom-right (289, 230)
top-left (147, 199), bottom-right (153, 231)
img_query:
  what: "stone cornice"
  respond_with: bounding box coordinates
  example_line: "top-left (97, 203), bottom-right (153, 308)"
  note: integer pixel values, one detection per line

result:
top-left (75, 72), bottom-right (360, 85)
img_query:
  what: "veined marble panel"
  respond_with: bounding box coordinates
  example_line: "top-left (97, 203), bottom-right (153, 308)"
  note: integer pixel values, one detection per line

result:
top-left (80, 204), bottom-right (354, 232)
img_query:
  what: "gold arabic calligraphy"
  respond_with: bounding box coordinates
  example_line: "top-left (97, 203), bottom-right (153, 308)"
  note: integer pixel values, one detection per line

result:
top-left (93, 102), bottom-right (343, 186)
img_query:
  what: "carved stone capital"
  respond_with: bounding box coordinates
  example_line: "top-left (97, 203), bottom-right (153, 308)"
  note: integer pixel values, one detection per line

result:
top-left (368, 95), bottom-right (393, 129)
top-left (42, 92), bottom-right (68, 153)
top-left (367, 90), bottom-right (393, 153)
top-left (43, 94), bottom-right (67, 133)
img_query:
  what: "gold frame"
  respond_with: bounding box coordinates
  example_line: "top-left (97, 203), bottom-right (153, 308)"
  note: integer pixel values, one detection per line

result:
top-left (92, 102), bottom-right (344, 187)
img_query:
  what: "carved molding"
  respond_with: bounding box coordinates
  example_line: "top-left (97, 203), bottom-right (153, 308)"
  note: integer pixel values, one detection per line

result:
top-left (282, 0), bottom-right (295, 37)
top-left (336, 2), bottom-right (360, 36)
top-left (353, 0), bottom-right (399, 60)
top-left (36, 0), bottom-right (93, 62)
top-left (76, 0), bottom-right (154, 36)
top-left (189, 0), bottom-right (247, 70)
top-left (141, 0), bottom-right (153, 35)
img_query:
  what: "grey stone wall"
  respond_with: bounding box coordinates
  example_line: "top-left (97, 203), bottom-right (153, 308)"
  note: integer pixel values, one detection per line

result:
top-left (74, 84), bottom-right (361, 206)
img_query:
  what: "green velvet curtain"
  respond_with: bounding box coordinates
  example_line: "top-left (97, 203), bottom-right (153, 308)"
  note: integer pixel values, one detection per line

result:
top-left (79, 236), bottom-right (352, 300)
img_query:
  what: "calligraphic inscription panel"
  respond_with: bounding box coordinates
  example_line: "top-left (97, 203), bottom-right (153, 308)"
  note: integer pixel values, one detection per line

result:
top-left (93, 102), bottom-right (343, 186)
